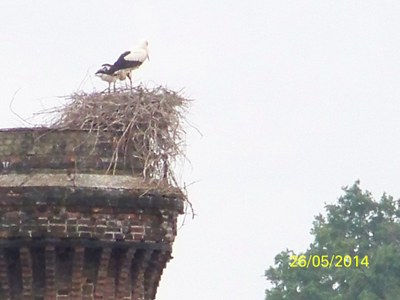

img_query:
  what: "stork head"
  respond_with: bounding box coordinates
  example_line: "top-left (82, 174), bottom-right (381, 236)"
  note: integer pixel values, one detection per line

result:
top-left (95, 64), bottom-right (113, 75)
top-left (138, 40), bottom-right (150, 61)
top-left (138, 39), bottom-right (149, 49)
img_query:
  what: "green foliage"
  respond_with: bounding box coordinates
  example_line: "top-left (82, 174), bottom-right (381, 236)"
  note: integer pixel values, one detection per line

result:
top-left (265, 181), bottom-right (400, 299)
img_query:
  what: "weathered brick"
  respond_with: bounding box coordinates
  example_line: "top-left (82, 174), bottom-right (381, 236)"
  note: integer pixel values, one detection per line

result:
top-left (51, 217), bottom-right (67, 224)
top-left (77, 225), bottom-right (90, 232)
top-left (103, 233), bottom-right (114, 240)
top-left (48, 225), bottom-right (66, 233)
top-left (67, 225), bottom-right (78, 232)
top-left (114, 233), bottom-right (125, 241)
top-left (78, 218), bottom-right (91, 226)
top-left (133, 234), bottom-right (144, 241)
top-left (67, 219), bottom-right (78, 225)
top-left (79, 232), bottom-right (92, 238)
top-left (131, 226), bottom-right (144, 234)
top-left (95, 225), bottom-right (107, 234)
top-left (37, 218), bottom-right (49, 225)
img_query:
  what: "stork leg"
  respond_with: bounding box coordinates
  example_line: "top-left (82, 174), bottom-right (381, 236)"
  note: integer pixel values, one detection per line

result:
top-left (113, 82), bottom-right (116, 92)
top-left (108, 83), bottom-right (111, 93)
top-left (127, 73), bottom-right (133, 90)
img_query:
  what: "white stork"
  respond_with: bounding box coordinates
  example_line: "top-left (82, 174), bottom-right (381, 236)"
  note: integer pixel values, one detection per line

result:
top-left (95, 64), bottom-right (118, 92)
top-left (96, 63), bottom-right (132, 92)
top-left (108, 40), bottom-right (150, 88)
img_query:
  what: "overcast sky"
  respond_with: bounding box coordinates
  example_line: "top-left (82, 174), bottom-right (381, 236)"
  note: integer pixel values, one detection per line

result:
top-left (2, 1), bottom-right (400, 299)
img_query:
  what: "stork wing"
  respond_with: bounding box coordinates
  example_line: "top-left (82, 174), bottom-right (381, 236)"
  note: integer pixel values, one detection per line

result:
top-left (110, 50), bottom-right (143, 72)
top-left (108, 51), bottom-right (131, 73)
top-left (113, 51), bottom-right (131, 65)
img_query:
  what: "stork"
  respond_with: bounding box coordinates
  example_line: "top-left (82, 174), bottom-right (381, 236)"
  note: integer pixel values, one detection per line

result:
top-left (108, 40), bottom-right (150, 89)
top-left (95, 64), bottom-right (117, 92)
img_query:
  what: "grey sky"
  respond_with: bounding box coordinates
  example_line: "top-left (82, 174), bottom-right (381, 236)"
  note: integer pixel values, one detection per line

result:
top-left (1, 1), bottom-right (400, 299)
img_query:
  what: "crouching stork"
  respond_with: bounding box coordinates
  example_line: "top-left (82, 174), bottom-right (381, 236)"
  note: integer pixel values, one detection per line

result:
top-left (95, 64), bottom-right (117, 92)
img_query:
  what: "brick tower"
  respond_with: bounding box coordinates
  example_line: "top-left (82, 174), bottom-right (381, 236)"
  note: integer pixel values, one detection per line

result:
top-left (0, 128), bottom-right (184, 299)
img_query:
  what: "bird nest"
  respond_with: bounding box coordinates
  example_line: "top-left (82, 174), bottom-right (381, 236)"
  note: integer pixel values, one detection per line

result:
top-left (41, 86), bottom-right (190, 186)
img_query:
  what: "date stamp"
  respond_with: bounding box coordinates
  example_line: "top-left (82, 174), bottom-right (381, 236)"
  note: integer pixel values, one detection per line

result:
top-left (289, 255), bottom-right (369, 268)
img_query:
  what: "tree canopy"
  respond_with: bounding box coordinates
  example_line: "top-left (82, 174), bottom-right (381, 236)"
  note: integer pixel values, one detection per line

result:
top-left (265, 181), bottom-right (400, 300)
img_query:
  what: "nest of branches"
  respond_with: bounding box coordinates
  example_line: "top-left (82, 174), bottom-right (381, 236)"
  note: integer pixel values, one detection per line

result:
top-left (42, 86), bottom-right (189, 186)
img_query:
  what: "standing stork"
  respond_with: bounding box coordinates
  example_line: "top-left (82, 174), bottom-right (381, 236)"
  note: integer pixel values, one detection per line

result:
top-left (109, 40), bottom-right (150, 89)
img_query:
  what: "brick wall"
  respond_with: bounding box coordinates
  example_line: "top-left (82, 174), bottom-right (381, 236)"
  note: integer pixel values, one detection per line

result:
top-left (0, 128), bottom-right (184, 299)
top-left (0, 128), bottom-right (142, 174)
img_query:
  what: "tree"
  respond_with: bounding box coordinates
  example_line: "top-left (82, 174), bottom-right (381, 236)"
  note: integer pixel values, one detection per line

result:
top-left (265, 181), bottom-right (400, 299)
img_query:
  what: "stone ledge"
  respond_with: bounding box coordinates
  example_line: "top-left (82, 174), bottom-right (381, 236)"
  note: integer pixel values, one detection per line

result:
top-left (0, 173), bottom-right (168, 189)
top-left (0, 173), bottom-right (184, 212)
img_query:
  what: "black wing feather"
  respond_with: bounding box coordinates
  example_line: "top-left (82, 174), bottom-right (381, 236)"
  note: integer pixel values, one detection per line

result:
top-left (109, 50), bottom-right (143, 74)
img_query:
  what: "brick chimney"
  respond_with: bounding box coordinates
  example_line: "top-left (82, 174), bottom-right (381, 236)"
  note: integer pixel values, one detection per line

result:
top-left (0, 128), bottom-right (184, 299)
